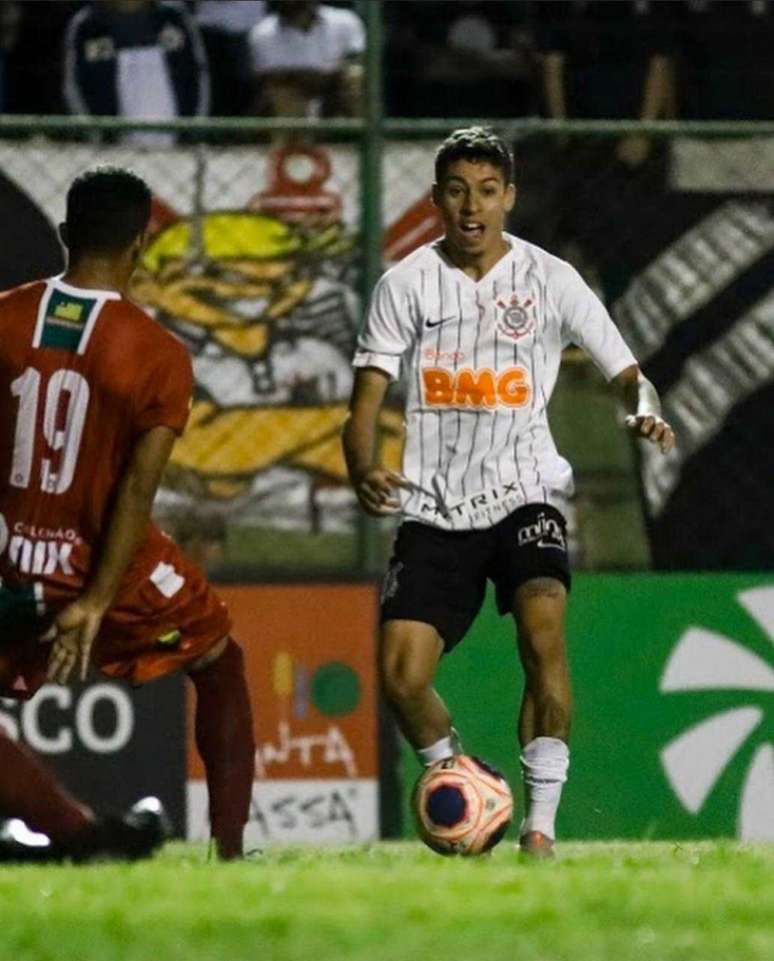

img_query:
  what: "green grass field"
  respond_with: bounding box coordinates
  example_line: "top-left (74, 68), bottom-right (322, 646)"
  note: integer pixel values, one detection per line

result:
top-left (1, 841), bottom-right (773, 961)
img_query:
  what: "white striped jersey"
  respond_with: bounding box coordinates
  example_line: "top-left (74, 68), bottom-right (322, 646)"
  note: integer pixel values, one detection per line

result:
top-left (353, 233), bottom-right (637, 531)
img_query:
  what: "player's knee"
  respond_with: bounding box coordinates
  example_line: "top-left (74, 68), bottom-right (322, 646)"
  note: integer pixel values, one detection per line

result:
top-left (189, 634), bottom-right (233, 673)
top-left (380, 655), bottom-right (433, 707)
top-left (519, 626), bottom-right (567, 677)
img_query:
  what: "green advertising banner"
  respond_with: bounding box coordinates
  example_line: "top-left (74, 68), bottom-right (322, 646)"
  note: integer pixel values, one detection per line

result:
top-left (400, 574), bottom-right (774, 841)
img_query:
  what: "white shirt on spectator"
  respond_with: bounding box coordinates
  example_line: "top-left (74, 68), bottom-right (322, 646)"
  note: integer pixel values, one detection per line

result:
top-left (197, 1), bottom-right (267, 34)
top-left (249, 4), bottom-right (364, 75)
top-left (117, 46), bottom-right (177, 147)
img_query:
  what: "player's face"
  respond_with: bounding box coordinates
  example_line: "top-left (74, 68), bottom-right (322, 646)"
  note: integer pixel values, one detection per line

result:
top-left (433, 160), bottom-right (515, 258)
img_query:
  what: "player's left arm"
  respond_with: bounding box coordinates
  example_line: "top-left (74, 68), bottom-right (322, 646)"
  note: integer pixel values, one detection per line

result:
top-left (557, 263), bottom-right (675, 455)
top-left (46, 426), bottom-right (177, 685)
top-left (611, 364), bottom-right (675, 454)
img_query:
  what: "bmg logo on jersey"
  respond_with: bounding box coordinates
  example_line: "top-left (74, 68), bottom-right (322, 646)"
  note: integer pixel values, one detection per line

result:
top-left (517, 512), bottom-right (566, 550)
top-left (422, 366), bottom-right (531, 408)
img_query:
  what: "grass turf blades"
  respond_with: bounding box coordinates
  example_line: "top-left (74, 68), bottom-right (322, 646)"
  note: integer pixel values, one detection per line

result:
top-left (0, 841), bottom-right (772, 961)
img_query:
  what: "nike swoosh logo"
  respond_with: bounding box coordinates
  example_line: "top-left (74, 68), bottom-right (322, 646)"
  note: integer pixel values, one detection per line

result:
top-left (425, 316), bottom-right (457, 329)
top-left (536, 538), bottom-right (565, 550)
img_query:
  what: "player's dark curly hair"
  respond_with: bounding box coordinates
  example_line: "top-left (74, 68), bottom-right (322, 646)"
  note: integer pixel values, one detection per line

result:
top-left (65, 166), bottom-right (152, 260)
top-left (434, 127), bottom-right (514, 184)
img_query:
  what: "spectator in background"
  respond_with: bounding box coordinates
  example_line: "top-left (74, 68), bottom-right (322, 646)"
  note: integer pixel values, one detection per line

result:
top-left (536, 0), bottom-right (675, 166)
top-left (0, 2), bottom-right (20, 112)
top-left (5, 1), bottom-right (81, 116)
top-left (248, 0), bottom-right (364, 118)
top-left (195, 0), bottom-right (266, 117)
top-left (63, 0), bottom-right (210, 146)
top-left (384, 1), bottom-right (538, 119)
top-left (672, 0), bottom-right (774, 120)
top-left (520, 0), bottom-right (677, 300)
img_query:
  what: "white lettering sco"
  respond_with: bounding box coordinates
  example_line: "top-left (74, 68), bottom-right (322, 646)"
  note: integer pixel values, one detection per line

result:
top-left (0, 684), bottom-right (134, 755)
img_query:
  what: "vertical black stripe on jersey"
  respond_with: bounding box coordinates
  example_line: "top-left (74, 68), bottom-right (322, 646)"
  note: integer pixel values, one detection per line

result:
top-left (539, 270), bottom-right (549, 389)
top-left (462, 288), bottom-right (485, 495)
top-left (504, 384), bottom-right (528, 501)
top-left (435, 263), bottom-right (444, 476)
top-left (490, 278), bottom-right (503, 487)
top-left (527, 423), bottom-right (544, 502)
top-left (504, 266), bottom-right (527, 502)
top-left (445, 282), bottom-right (466, 497)
top-left (525, 260), bottom-right (546, 501)
top-left (411, 282), bottom-right (424, 518)
top-left (417, 270), bottom-right (427, 505)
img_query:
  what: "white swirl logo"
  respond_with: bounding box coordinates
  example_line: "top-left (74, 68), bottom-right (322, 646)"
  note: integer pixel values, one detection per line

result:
top-left (659, 586), bottom-right (774, 840)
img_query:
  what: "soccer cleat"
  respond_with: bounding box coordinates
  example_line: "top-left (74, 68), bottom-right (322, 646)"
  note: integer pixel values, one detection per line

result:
top-left (519, 830), bottom-right (555, 860)
top-left (0, 818), bottom-right (56, 863)
top-left (65, 796), bottom-right (170, 863)
top-left (0, 798), bottom-right (170, 864)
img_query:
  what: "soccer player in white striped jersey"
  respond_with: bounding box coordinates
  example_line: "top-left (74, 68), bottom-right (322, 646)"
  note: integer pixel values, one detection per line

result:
top-left (343, 127), bottom-right (674, 858)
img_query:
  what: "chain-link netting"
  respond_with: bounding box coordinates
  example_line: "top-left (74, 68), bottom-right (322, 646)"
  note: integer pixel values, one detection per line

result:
top-left (1, 126), bottom-right (771, 574)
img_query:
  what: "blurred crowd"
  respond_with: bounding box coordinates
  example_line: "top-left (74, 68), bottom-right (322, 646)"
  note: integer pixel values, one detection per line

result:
top-left (0, 0), bottom-right (773, 126)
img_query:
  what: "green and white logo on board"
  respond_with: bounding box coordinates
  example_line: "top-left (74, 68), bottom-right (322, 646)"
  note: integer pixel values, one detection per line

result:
top-left (659, 586), bottom-right (774, 841)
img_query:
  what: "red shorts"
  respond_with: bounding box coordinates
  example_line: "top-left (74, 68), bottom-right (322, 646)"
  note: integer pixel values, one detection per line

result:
top-left (0, 539), bottom-right (231, 698)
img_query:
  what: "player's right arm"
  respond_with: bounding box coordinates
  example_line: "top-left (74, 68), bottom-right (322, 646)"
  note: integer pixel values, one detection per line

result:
top-left (342, 368), bottom-right (406, 516)
top-left (47, 321), bottom-right (194, 685)
top-left (343, 270), bottom-right (413, 516)
top-left (46, 425), bottom-right (177, 685)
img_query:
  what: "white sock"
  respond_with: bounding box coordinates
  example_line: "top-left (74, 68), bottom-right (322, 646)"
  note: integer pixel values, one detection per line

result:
top-left (520, 736), bottom-right (570, 840)
top-left (417, 735), bottom-right (454, 767)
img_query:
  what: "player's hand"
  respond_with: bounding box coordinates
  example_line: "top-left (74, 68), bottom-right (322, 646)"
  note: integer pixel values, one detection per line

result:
top-left (625, 414), bottom-right (675, 454)
top-left (44, 596), bottom-right (108, 685)
top-left (354, 467), bottom-right (408, 516)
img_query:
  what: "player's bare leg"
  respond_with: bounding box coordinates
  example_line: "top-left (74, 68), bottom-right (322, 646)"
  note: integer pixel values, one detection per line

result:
top-left (0, 732), bottom-right (167, 862)
top-left (0, 731), bottom-right (94, 840)
top-left (188, 635), bottom-right (256, 860)
top-left (380, 620), bottom-right (457, 765)
top-left (513, 577), bottom-right (572, 857)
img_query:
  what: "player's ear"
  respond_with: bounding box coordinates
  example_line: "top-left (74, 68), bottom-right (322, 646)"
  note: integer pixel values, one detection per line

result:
top-left (130, 230), bottom-right (148, 265)
top-left (431, 182), bottom-right (441, 208)
top-left (504, 183), bottom-right (517, 213)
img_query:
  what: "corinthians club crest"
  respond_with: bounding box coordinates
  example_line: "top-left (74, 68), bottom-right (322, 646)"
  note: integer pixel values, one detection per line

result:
top-left (495, 293), bottom-right (536, 340)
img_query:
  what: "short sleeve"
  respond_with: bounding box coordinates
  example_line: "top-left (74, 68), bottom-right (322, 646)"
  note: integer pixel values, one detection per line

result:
top-left (555, 264), bottom-right (637, 381)
top-left (134, 336), bottom-right (193, 436)
top-left (352, 273), bottom-right (412, 381)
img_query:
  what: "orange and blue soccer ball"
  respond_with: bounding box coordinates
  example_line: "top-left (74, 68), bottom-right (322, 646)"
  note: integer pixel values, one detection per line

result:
top-left (412, 755), bottom-right (513, 856)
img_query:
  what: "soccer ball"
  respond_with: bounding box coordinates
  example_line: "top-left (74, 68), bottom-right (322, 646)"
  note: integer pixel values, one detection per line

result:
top-left (412, 755), bottom-right (513, 856)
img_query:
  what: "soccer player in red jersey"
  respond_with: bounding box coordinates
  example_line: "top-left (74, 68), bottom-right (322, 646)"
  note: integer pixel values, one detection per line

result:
top-left (0, 167), bottom-right (255, 860)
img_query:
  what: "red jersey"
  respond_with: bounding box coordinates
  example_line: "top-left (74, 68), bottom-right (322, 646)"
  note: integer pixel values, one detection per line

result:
top-left (0, 276), bottom-right (193, 609)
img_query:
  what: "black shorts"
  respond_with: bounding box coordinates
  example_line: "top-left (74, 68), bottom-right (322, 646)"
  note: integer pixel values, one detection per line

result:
top-left (380, 503), bottom-right (571, 652)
